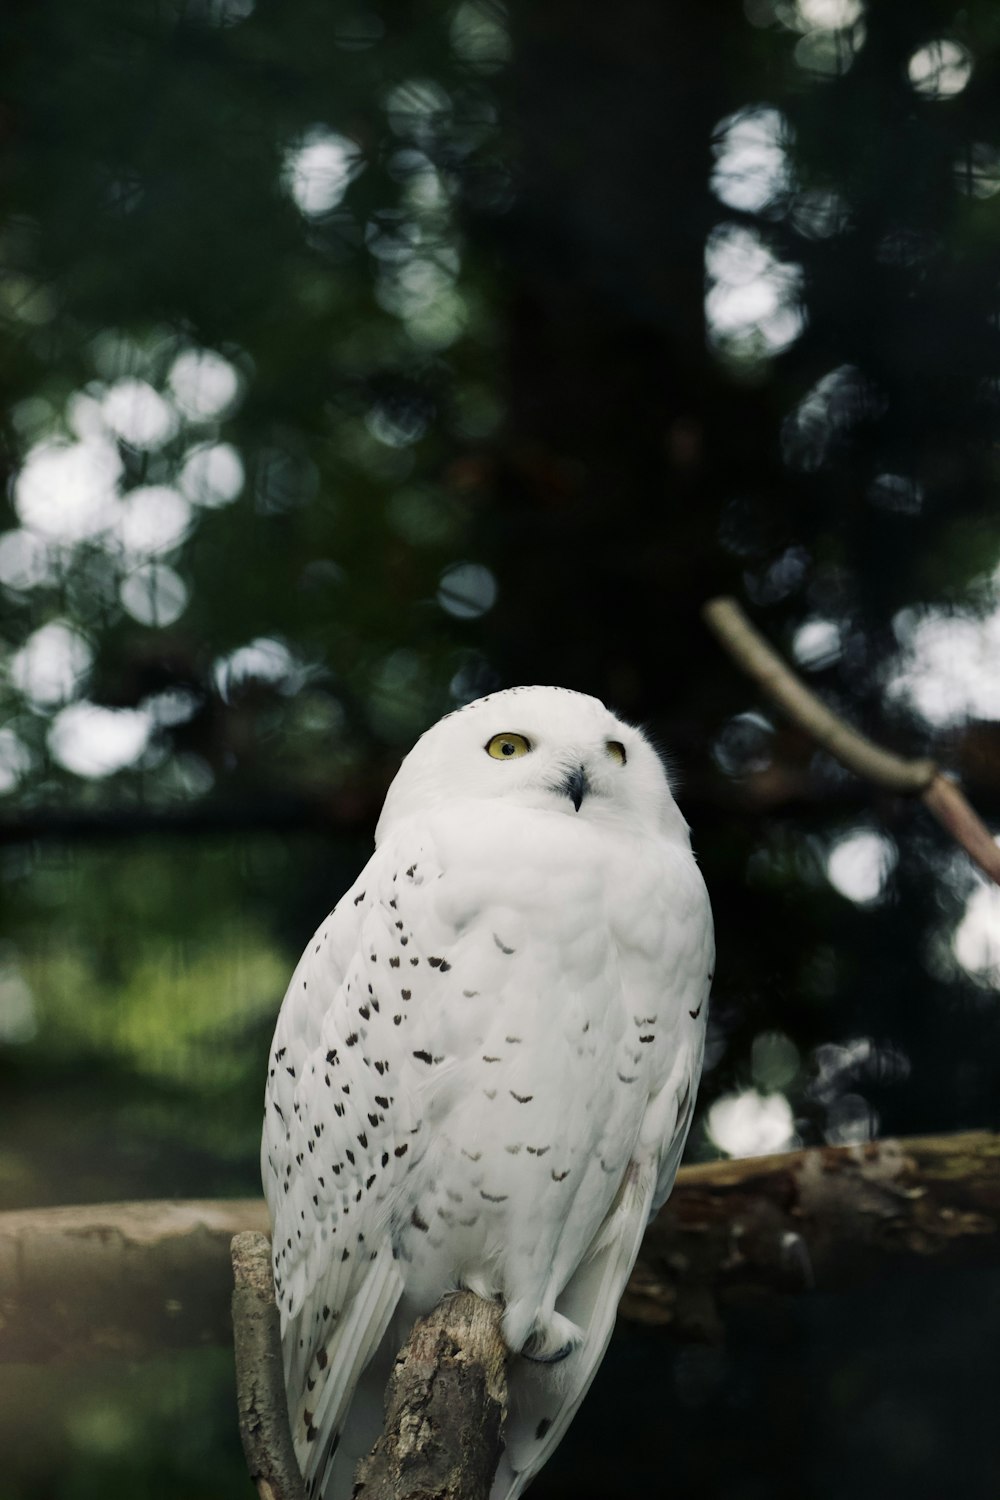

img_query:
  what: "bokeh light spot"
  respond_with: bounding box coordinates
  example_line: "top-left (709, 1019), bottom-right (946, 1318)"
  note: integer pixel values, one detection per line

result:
top-left (794, 25), bottom-right (865, 77)
top-left (13, 437), bottom-right (122, 543)
top-left (120, 564), bottom-right (189, 627)
top-left (751, 1030), bottom-right (801, 1090)
top-left (826, 829), bottom-right (897, 904)
top-left (213, 638), bottom-right (300, 701)
top-left (712, 711), bottom-right (774, 777)
top-left (385, 79), bottom-right (453, 146)
top-left (437, 562), bottom-right (498, 619)
top-left (952, 880), bottom-right (1000, 987)
top-left (824, 1092), bottom-right (878, 1145)
top-left (117, 487), bottom-right (192, 559)
top-left (450, 1), bottom-right (512, 74)
top-left (0, 729), bottom-right (33, 795)
top-left (707, 1089), bottom-right (798, 1157)
top-left (796, 0), bottom-right (863, 27)
top-left (282, 127), bottom-right (364, 218)
top-left (167, 347), bottom-right (242, 421)
top-left (792, 617), bottom-right (842, 669)
top-left (867, 472), bottom-right (924, 515)
top-left (954, 143), bottom-right (1000, 200)
top-left (705, 224), bottom-right (805, 363)
top-left (48, 702), bottom-right (153, 778)
top-left (11, 621), bottom-right (93, 707)
top-left (888, 604), bottom-right (1000, 727)
top-left (907, 40), bottom-right (973, 100)
top-left (710, 105), bottom-right (793, 215)
top-left (101, 379), bottom-right (179, 450)
top-left (0, 957), bottom-right (37, 1043)
top-left (0, 529), bottom-right (56, 593)
top-left (179, 441), bottom-right (245, 508)
top-left (782, 365), bottom-right (883, 472)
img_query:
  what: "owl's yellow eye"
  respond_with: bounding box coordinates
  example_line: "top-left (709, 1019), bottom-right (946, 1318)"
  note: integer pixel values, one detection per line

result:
top-left (486, 732), bottom-right (531, 760)
top-left (606, 741), bottom-right (627, 766)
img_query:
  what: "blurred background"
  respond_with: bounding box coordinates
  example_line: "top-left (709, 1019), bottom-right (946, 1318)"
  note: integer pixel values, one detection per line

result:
top-left (1, 0), bottom-right (999, 1495)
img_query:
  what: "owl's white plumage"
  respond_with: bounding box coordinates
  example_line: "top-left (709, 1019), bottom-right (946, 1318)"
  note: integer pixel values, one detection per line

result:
top-left (262, 686), bottom-right (713, 1499)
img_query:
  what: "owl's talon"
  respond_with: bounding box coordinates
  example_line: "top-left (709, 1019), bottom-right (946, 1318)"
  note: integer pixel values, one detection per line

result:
top-left (520, 1311), bottom-right (583, 1363)
top-left (521, 1338), bottom-right (575, 1365)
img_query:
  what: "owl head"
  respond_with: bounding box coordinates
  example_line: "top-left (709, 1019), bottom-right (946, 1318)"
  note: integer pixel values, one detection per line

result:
top-left (375, 685), bottom-right (690, 843)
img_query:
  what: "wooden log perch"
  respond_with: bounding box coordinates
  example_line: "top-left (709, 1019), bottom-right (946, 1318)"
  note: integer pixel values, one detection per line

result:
top-left (621, 1130), bottom-right (1000, 1339)
top-left (1, 1133), bottom-right (998, 1367)
top-left (231, 1231), bottom-right (307, 1500)
top-left (2, 1136), bottom-right (997, 1496)
top-left (354, 1292), bottom-right (508, 1500)
top-left (229, 1242), bottom-right (506, 1500)
top-left (0, 1196), bottom-right (267, 1363)
top-left (702, 595), bottom-right (1000, 886)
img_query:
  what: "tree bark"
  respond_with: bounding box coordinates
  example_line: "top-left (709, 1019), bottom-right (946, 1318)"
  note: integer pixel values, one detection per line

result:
top-left (353, 1292), bottom-right (507, 1500)
top-left (231, 1231), bottom-right (307, 1500)
top-left (622, 1130), bottom-right (1000, 1339)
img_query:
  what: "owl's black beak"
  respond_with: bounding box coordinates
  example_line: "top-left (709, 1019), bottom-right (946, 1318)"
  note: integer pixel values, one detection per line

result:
top-left (561, 765), bottom-right (589, 812)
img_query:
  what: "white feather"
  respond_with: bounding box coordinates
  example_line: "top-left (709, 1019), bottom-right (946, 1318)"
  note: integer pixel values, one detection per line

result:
top-left (262, 686), bottom-right (714, 1499)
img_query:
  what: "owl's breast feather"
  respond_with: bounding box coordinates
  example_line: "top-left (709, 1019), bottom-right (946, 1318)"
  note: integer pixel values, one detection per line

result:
top-left (381, 801), bottom-right (707, 1297)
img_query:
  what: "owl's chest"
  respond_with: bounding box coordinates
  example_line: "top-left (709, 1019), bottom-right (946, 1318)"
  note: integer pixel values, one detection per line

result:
top-left (404, 844), bottom-right (642, 1048)
top-left (396, 827), bottom-right (683, 1116)
top-left (428, 805), bottom-right (671, 963)
top-left (350, 808), bottom-right (702, 1142)
top-left (356, 813), bottom-right (702, 1298)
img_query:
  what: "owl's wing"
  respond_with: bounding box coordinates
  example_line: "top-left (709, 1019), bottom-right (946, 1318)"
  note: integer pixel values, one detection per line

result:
top-left (494, 1025), bottom-right (708, 1500)
top-left (261, 857), bottom-right (414, 1498)
top-left (493, 1153), bottom-right (658, 1500)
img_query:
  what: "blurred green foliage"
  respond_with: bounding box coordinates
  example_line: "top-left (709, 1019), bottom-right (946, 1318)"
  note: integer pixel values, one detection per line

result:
top-left (0, 1351), bottom-right (247, 1500)
top-left (2, 0), bottom-right (1000, 1495)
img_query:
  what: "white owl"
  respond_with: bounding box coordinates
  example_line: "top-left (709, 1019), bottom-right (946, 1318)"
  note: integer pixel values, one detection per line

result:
top-left (262, 685), bottom-right (713, 1500)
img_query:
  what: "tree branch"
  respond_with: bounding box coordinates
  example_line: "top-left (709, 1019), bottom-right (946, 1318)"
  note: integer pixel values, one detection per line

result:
top-left (228, 1240), bottom-right (508, 1500)
top-left (921, 773), bottom-right (1000, 885)
top-left (2, 1134), bottom-right (997, 1366)
top-left (3, 1135), bottom-right (997, 1497)
top-left (621, 1130), bottom-right (1000, 1339)
top-left (354, 1292), bottom-right (508, 1500)
top-left (702, 595), bottom-right (1000, 886)
top-left (231, 1231), bottom-right (307, 1500)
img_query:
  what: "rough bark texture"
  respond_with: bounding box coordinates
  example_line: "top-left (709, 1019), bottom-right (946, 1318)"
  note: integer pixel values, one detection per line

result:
top-left (0, 1196), bottom-right (267, 1363)
top-left (621, 1130), bottom-right (1000, 1338)
top-left (231, 1231), bottom-right (307, 1500)
top-left (353, 1291), bottom-right (508, 1500)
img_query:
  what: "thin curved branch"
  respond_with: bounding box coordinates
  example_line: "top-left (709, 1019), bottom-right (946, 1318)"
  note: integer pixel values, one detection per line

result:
top-left (702, 596), bottom-right (937, 791)
top-left (702, 595), bottom-right (1000, 886)
top-left (921, 774), bottom-right (1000, 885)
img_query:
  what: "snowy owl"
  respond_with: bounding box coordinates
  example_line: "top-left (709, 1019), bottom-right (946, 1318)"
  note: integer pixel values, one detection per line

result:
top-left (262, 685), bottom-right (713, 1500)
